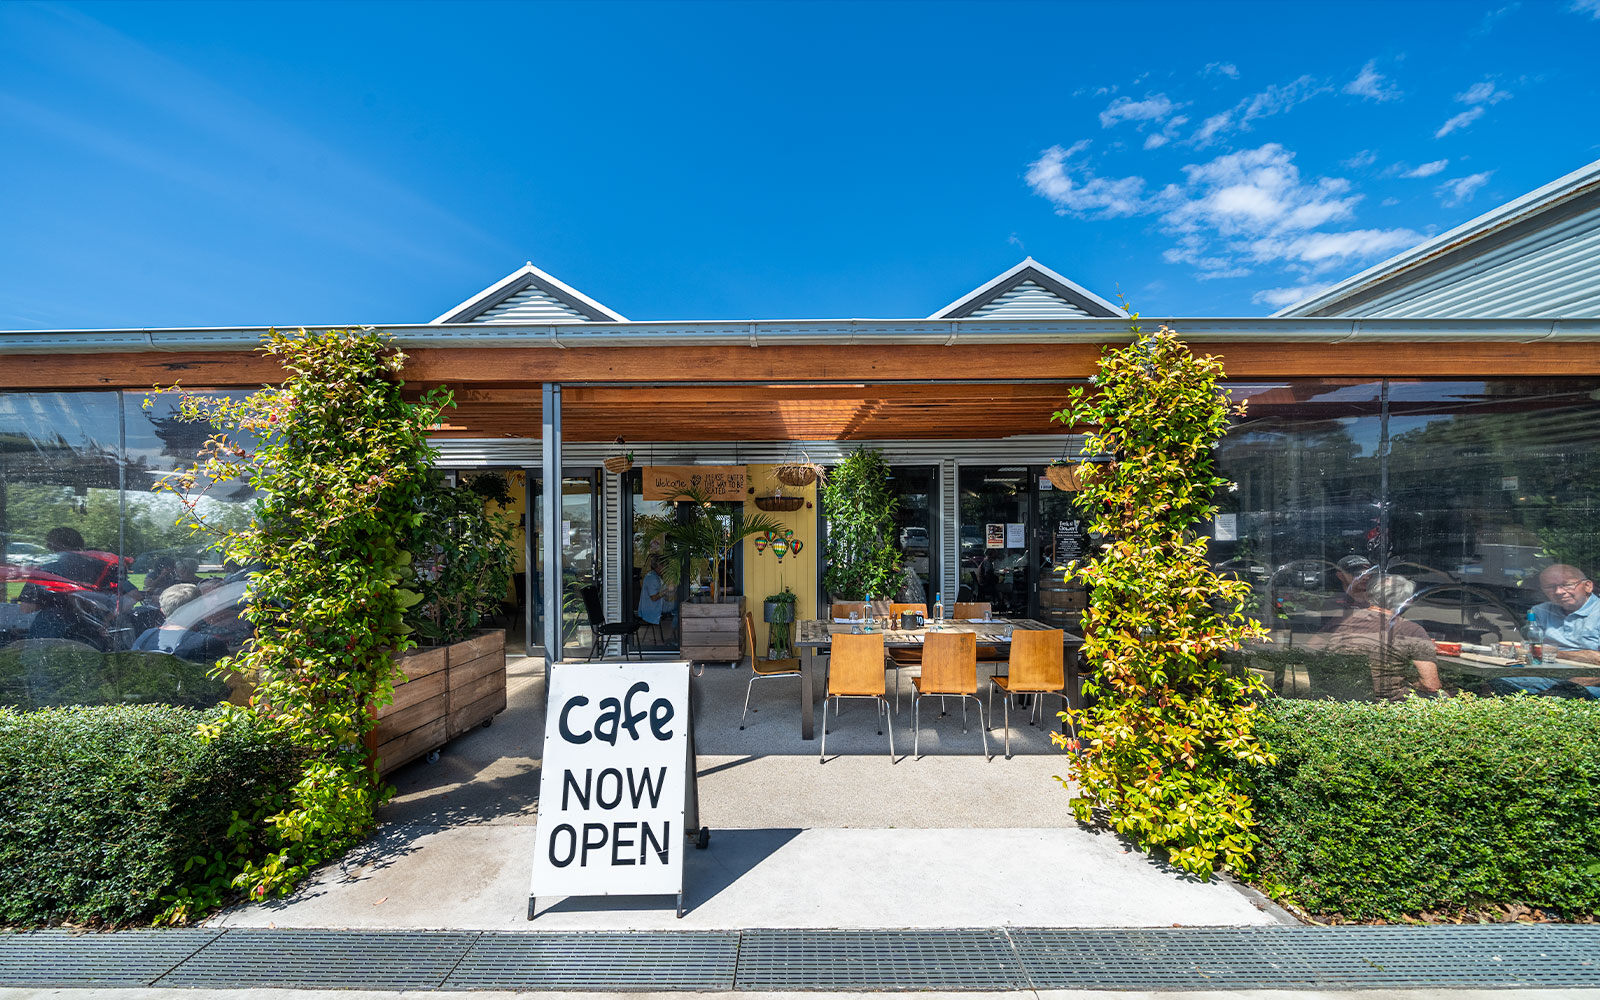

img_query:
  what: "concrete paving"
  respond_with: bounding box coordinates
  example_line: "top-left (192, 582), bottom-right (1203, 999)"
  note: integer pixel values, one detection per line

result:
top-left (208, 651), bottom-right (1284, 930)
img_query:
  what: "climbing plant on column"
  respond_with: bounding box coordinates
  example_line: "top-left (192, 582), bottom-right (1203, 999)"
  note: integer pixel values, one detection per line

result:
top-left (1053, 319), bottom-right (1271, 877)
top-left (152, 327), bottom-right (449, 905)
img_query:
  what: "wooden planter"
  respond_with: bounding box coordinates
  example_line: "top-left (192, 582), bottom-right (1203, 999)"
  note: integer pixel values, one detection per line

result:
top-left (679, 597), bottom-right (745, 664)
top-left (370, 628), bottom-right (507, 775)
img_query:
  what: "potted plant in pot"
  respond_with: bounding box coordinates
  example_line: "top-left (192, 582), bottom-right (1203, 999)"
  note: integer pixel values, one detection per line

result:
top-left (821, 447), bottom-right (901, 615)
top-left (763, 587), bottom-right (798, 659)
top-left (372, 472), bottom-right (516, 774)
top-left (645, 486), bottom-right (785, 664)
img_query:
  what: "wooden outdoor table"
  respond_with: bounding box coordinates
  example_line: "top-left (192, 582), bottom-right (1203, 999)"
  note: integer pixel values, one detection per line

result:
top-left (1433, 649), bottom-right (1600, 680)
top-left (791, 617), bottom-right (1082, 740)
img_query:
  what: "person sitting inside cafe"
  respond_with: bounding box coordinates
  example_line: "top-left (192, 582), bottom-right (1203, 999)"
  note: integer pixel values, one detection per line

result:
top-left (1316, 572), bottom-right (1443, 700)
top-left (636, 558), bottom-right (676, 637)
top-left (1490, 564), bottom-right (1600, 699)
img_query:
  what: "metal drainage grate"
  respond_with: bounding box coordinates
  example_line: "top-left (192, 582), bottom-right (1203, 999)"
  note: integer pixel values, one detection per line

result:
top-left (735, 928), bottom-right (1028, 992)
top-left (0, 929), bottom-right (218, 988)
top-left (1012, 925), bottom-right (1600, 991)
top-left (446, 930), bottom-right (738, 991)
top-left (157, 928), bottom-right (478, 990)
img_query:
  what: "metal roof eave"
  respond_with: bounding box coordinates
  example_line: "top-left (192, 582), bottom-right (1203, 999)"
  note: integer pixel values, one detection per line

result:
top-left (3, 317), bottom-right (1600, 355)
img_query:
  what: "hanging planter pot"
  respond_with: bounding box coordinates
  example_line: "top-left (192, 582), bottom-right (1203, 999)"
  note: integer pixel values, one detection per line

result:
top-left (753, 494), bottom-right (805, 512)
top-left (775, 463), bottom-right (823, 487)
top-left (1045, 462), bottom-right (1083, 491)
top-left (603, 437), bottom-right (634, 475)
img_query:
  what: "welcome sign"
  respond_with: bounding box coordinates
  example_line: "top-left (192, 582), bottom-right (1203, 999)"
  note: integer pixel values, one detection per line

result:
top-left (530, 661), bottom-right (692, 906)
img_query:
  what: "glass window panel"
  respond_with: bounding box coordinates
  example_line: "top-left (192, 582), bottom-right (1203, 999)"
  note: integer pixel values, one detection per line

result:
top-left (887, 466), bottom-right (937, 605)
top-left (957, 466), bottom-right (1031, 616)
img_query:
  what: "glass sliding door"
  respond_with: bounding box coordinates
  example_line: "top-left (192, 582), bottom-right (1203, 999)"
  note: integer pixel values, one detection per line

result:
top-left (957, 466), bottom-right (1032, 615)
top-left (888, 465), bottom-right (938, 604)
top-left (1036, 472), bottom-right (1090, 631)
top-left (529, 470), bottom-right (601, 658)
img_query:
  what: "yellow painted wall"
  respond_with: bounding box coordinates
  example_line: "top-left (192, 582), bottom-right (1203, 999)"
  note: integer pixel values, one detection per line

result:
top-left (741, 465), bottom-right (818, 657)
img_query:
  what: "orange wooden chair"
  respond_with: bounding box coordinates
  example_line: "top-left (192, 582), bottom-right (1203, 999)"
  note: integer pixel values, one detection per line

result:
top-left (988, 628), bottom-right (1066, 759)
top-left (739, 612), bottom-right (802, 730)
top-left (820, 631), bottom-right (893, 761)
top-left (955, 601), bottom-right (1008, 673)
top-left (830, 601), bottom-right (866, 620)
top-left (912, 631), bottom-right (987, 759)
top-left (886, 602), bottom-right (927, 709)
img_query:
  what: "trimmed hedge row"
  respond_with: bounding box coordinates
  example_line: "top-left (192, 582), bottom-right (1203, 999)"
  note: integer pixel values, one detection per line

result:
top-left (1246, 695), bottom-right (1600, 920)
top-left (0, 704), bottom-right (299, 926)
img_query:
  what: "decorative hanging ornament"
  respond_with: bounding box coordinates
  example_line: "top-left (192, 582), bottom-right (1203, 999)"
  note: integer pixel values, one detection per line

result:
top-left (770, 538), bottom-right (789, 561)
top-left (783, 527), bottom-right (795, 539)
top-left (753, 535), bottom-right (768, 554)
top-left (789, 539), bottom-right (803, 555)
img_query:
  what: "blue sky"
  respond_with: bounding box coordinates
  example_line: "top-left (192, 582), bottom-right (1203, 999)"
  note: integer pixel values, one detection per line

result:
top-left (3, 0), bottom-right (1598, 329)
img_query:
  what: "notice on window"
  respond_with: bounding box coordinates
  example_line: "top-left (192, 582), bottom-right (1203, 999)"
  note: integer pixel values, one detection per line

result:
top-left (531, 661), bottom-right (691, 900)
top-left (1214, 513), bottom-right (1238, 542)
top-left (986, 523), bottom-right (1005, 549)
top-left (1006, 522), bottom-right (1025, 549)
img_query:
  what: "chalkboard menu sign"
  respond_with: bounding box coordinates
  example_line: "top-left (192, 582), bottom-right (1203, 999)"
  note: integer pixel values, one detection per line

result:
top-left (642, 466), bottom-right (749, 502)
top-left (1054, 519), bottom-right (1086, 563)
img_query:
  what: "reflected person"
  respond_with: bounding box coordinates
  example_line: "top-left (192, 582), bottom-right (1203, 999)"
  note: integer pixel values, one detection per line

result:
top-left (1321, 572), bottom-right (1443, 699)
top-left (1491, 564), bottom-right (1600, 699)
top-left (636, 558), bottom-right (676, 636)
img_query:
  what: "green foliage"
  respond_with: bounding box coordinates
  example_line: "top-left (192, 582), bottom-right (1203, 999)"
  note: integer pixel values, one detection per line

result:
top-left (0, 642), bottom-right (228, 710)
top-left (764, 587), bottom-right (798, 657)
top-left (1055, 321), bottom-right (1270, 877)
top-left (644, 486), bottom-right (785, 602)
top-left (821, 447), bottom-right (901, 600)
top-left (1246, 695), bottom-right (1600, 920)
top-left (151, 327), bottom-right (447, 902)
top-left (408, 473), bottom-right (515, 644)
top-left (0, 704), bottom-right (299, 926)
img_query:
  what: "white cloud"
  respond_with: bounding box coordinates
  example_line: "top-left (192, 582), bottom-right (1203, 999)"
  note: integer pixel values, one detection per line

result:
top-left (1435, 107), bottom-right (1484, 138)
top-left (1457, 80), bottom-right (1512, 104)
top-left (1144, 133), bottom-right (1170, 150)
top-left (1343, 60), bottom-right (1401, 101)
top-left (1204, 62), bottom-right (1240, 79)
top-left (1244, 229), bottom-right (1422, 269)
top-left (1342, 149), bottom-right (1378, 169)
top-left (1026, 141), bottom-right (1419, 284)
top-left (1141, 115), bottom-right (1189, 150)
top-left (1188, 75), bottom-right (1330, 146)
top-left (1476, 3), bottom-right (1520, 32)
top-left (1163, 144), bottom-right (1359, 238)
top-left (1569, 0), bottom-right (1600, 17)
top-left (1381, 197), bottom-right (1401, 206)
top-left (1402, 159), bottom-right (1449, 178)
top-left (1024, 143), bottom-right (1150, 218)
top-left (1252, 284), bottom-right (1334, 308)
top-left (1099, 93), bottom-right (1181, 128)
top-left (1439, 171), bottom-right (1493, 206)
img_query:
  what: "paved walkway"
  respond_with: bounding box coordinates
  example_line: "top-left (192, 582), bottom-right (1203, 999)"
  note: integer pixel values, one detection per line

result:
top-left (208, 654), bottom-right (1280, 931)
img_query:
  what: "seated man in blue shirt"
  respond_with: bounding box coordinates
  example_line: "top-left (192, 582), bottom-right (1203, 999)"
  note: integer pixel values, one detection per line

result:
top-left (1491, 564), bottom-right (1600, 699)
top-left (636, 558), bottom-right (676, 638)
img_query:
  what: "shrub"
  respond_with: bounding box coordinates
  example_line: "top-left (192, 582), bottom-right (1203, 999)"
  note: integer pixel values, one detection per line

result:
top-left (821, 447), bottom-right (901, 600)
top-left (408, 473), bottom-right (516, 645)
top-left (1246, 695), bottom-right (1600, 920)
top-left (1054, 322), bottom-right (1270, 877)
top-left (0, 704), bottom-right (299, 926)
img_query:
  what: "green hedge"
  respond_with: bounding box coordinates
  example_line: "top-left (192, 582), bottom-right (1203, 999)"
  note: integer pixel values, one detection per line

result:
top-left (0, 704), bottom-right (299, 926)
top-left (1247, 695), bottom-right (1600, 920)
top-left (0, 642), bottom-right (228, 711)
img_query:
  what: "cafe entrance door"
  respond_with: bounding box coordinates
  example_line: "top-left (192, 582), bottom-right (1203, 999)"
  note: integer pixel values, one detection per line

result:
top-left (958, 465), bottom-right (1090, 629)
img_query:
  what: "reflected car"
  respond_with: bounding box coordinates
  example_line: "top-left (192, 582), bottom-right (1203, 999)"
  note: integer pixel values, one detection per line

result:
top-left (4, 541), bottom-right (48, 567)
top-left (899, 527), bottom-right (929, 551)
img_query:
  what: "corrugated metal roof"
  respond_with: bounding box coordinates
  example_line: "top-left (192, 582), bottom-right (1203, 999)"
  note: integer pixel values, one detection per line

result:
top-left (969, 281), bottom-right (1092, 319)
top-left (1280, 158), bottom-right (1600, 318)
top-left (1311, 199), bottom-right (1600, 318)
top-left (430, 262), bottom-right (628, 324)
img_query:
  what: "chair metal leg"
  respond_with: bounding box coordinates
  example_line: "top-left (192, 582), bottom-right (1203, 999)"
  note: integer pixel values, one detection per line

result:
top-left (913, 693), bottom-right (921, 757)
top-left (819, 695), bottom-right (829, 761)
top-left (740, 674), bottom-right (758, 730)
top-left (975, 695), bottom-right (990, 760)
top-left (882, 696), bottom-right (894, 759)
top-left (1003, 694), bottom-right (1012, 759)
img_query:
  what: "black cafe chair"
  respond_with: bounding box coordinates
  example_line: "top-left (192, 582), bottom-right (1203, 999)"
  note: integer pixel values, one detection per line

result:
top-left (579, 584), bottom-right (641, 660)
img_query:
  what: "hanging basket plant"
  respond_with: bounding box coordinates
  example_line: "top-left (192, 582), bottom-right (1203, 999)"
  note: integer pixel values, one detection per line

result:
top-left (603, 437), bottom-right (635, 475)
top-left (1045, 461), bottom-right (1084, 491)
top-left (754, 494), bottom-right (805, 512)
top-left (775, 461), bottom-right (825, 487)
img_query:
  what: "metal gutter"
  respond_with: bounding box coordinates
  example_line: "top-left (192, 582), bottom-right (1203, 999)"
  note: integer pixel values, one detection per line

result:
top-left (4, 317), bottom-right (1600, 355)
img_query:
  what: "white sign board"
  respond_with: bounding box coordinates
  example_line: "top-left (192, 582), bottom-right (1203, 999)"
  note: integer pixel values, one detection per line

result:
top-left (1005, 522), bottom-right (1026, 549)
top-left (531, 661), bottom-right (691, 899)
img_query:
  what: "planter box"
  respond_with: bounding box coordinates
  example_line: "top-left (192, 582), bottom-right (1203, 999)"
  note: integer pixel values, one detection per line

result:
top-left (371, 628), bottom-right (506, 775)
top-left (679, 597), bottom-right (746, 664)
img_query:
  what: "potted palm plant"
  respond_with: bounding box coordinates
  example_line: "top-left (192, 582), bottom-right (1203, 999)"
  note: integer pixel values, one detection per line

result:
top-left (645, 486), bottom-right (786, 664)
